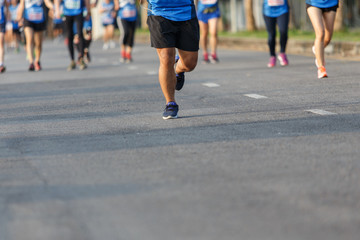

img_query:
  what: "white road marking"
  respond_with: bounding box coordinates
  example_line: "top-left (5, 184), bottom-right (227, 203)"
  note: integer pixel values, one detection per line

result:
top-left (128, 66), bottom-right (138, 70)
top-left (147, 71), bottom-right (157, 75)
top-left (202, 83), bottom-right (220, 88)
top-left (244, 94), bottom-right (268, 99)
top-left (306, 109), bottom-right (337, 115)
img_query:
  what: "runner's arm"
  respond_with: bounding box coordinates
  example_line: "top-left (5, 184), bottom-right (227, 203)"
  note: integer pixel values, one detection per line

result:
top-left (91, 0), bottom-right (99, 8)
top-left (44, 0), bottom-right (55, 11)
top-left (114, 0), bottom-right (119, 12)
top-left (16, 0), bottom-right (25, 22)
top-left (54, 0), bottom-right (61, 19)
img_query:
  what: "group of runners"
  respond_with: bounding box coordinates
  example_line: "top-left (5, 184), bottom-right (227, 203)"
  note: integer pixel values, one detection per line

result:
top-left (263, 0), bottom-right (338, 79)
top-left (143, 0), bottom-right (339, 119)
top-left (0, 0), bottom-right (138, 72)
top-left (0, 0), bottom-right (341, 119)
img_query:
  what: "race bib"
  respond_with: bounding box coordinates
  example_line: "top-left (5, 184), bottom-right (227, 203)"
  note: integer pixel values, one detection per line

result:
top-left (201, 0), bottom-right (217, 4)
top-left (268, 0), bottom-right (284, 6)
top-left (65, 0), bottom-right (81, 9)
top-left (122, 7), bottom-right (136, 18)
top-left (27, 8), bottom-right (43, 21)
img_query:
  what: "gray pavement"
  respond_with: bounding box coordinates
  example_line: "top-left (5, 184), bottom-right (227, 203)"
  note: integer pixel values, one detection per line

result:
top-left (0, 40), bottom-right (359, 240)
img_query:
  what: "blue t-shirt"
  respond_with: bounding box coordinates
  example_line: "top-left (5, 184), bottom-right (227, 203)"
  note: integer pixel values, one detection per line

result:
top-left (0, 0), bottom-right (5, 24)
top-left (9, 4), bottom-right (19, 29)
top-left (118, 0), bottom-right (137, 22)
top-left (63, 0), bottom-right (83, 16)
top-left (147, 0), bottom-right (196, 22)
top-left (101, 1), bottom-right (114, 25)
top-left (306, 0), bottom-right (338, 8)
top-left (263, 0), bottom-right (289, 18)
top-left (25, 0), bottom-right (45, 23)
top-left (197, 0), bottom-right (218, 13)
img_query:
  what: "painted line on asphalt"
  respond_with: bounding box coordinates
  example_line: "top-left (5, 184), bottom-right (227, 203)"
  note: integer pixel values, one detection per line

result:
top-left (202, 83), bottom-right (220, 88)
top-left (244, 94), bottom-right (268, 99)
top-left (128, 66), bottom-right (138, 70)
top-left (147, 71), bottom-right (157, 75)
top-left (306, 109), bottom-right (337, 115)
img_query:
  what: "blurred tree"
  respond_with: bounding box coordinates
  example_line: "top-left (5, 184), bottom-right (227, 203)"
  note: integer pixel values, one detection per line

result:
top-left (245, 0), bottom-right (257, 31)
top-left (334, 0), bottom-right (344, 30)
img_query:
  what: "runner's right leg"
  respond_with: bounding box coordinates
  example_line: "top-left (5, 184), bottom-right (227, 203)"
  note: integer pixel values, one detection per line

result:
top-left (208, 17), bottom-right (219, 62)
top-left (24, 27), bottom-right (35, 70)
top-left (65, 16), bottom-right (75, 61)
top-left (0, 32), bottom-right (5, 72)
top-left (156, 48), bottom-right (176, 104)
top-left (307, 6), bottom-right (325, 68)
top-left (199, 20), bottom-right (209, 63)
top-left (34, 31), bottom-right (43, 71)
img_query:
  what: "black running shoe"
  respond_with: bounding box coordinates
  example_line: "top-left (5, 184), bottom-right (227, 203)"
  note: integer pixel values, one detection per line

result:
top-left (176, 72), bottom-right (185, 91)
top-left (162, 102), bottom-right (179, 120)
top-left (28, 63), bottom-right (35, 71)
top-left (174, 55), bottom-right (185, 90)
top-left (0, 65), bottom-right (5, 73)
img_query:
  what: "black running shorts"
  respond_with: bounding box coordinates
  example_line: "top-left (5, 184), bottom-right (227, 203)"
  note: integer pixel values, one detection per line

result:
top-left (147, 16), bottom-right (199, 51)
top-left (306, 4), bottom-right (338, 13)
top-left (24, 19), bottom-right (46, 32)
top-left (0, 22), bottom-right (5, 33)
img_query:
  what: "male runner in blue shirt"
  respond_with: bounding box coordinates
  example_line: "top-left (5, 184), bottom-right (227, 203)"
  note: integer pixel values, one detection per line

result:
top-left (139, 0), bottom-right (199, 119)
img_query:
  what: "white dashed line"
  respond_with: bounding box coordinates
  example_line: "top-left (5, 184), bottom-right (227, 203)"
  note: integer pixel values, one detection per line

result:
top-left (306, 109), bottom-right (337, 115)
top-left (244, 94), bottom-right (268, 99)
top-left (202, 83), bottom-right (220, 88)
top-left (128, 66), bottom-right (138, 70)
top-left (147, 71), bottom-right (157, 75)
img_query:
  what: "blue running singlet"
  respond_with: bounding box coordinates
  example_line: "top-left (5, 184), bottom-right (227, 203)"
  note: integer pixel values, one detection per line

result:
top-left (147, 0), bottom-right (196, 22)
top-left (118, 0), bottom-right (137, 22)
top-left (101, 1), bottom-right (115, 25)
top-left (63, 0), bottom-right (83, 16)
top-left (24, 0), bottom-right (45, 23)
top-left (263, 0), bottom-right (289, 18)
top-left (9, 4), bottom-right (20, 29)
top-left (306, 0), bottom-right (338, 8)
top-left (0, 0), bottom-right (5, 25)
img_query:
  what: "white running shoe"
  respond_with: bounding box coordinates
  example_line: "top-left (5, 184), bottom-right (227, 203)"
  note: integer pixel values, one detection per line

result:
top-left (109, 41), bottom-right (116, 49)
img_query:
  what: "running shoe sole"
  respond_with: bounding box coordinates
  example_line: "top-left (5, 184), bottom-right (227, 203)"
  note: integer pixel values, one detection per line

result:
top-left (162, 115), bottom-right (178, 120)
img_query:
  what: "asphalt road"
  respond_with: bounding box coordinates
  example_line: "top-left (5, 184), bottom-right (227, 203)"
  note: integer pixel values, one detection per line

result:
top-left (0, 40), bottom-right (359, 240)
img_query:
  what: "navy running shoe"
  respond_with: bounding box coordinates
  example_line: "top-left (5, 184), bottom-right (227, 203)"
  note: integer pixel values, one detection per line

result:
top-left (174, 55), bottom-right (185, 91)
top-left (163, 102), bottom-right (179, 120)
top-left (176, 72), bottom-right (185, 91)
